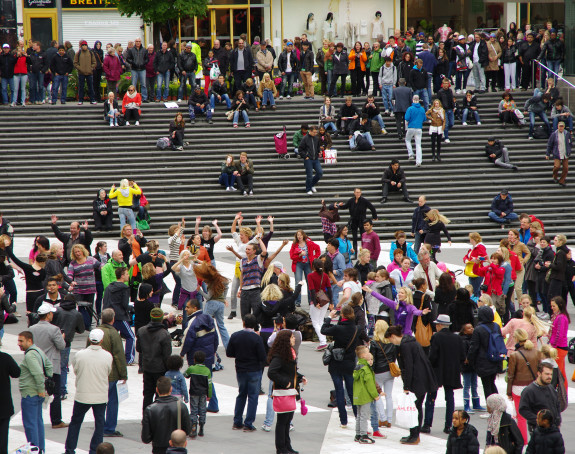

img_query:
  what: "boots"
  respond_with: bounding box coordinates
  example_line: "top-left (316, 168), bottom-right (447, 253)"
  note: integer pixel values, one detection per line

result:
top-left (464, 398), bottom-right (474, 414)
top-left (400, 427), bottom-right (420, 444)
top-left (228, 311), bottom-right (236, 320)
top-left (472, 397), bottom-right (487, 412)
top-left (198, 423), bottom-right (204, 437)
top-left (190, 423), bottom-right (197, 438)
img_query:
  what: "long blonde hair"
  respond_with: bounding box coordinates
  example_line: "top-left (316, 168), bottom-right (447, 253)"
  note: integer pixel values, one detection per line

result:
top-left (261, 283), bottom-right (283, 302)
top-left (261, 263), bottom-right (275, 288)
top-left (426, 209), bottom-right (450, 226)
top-left (400, 286), bottom-right (413, 305)
top-left (373, 320), bottom-right (390, 343)
top-left (523, 306), bottom-right (549, 337)
top-left (278, 273), bottom-right (293, 292)
top-left (513, 328), bottom-right (534, 350)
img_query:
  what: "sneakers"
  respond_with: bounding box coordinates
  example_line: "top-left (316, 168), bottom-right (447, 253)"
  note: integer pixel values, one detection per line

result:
top-left (110, 123), bottom-right (114, 127)
top-left (444, 139), bottom-right (451, 143)
top-left (177, 99), bottom-right (182, 103)
top-left (126, 121), bottom-right (130, 126)
top-left (232, 424), bottom-right (244, 430)
top-left (528, 136), bottom-right (533, 140)
top-left (381, 128), bottom-right (388, 135)
top-left (372, 431), bottom-right (386, 438)
top-left (208, 119), bottom-right (214, 124)
top-left (190, 119), bottom-right (196, 125)
top-left (315, 344), bottom-right (328, 351)
top-left (287, 95), bottom-right (291, 99)
top-left (243, 425), bottom-right (257, 432)
top-left (340, 424), bottom-right (347, 429)
top-left (249, 190), bottom-right (253, 196)
top-left (261, 424), bottom-right (271, 432)
top-left (358, 435), bottom-right (376, 444)
top-left (279, 95), bottom-right (283, 99)
top-left (90, 101), bottom-right (97, 105)
top-left (243, 191), bottom-right (248, 196)
top-left (311, 187), bottom-right (317, 193)
top-left (477, 122), bottom-right (482, 125)
top-left (135, 121), bottom-right (140, 126)
top-left (226, 187), bottom-right (231, 191)
top-left (78, 101), bottom-right (83, 105)
top-left (230, 186), bottom-right (237, 191)
top-left (245, 123), bottom-right (251, 128)
top-left (307, 190), bottom-right (314, 195)
top-left (408, 155), bottom-right (415, 160)
top-left (462, 122), bottom-right (468, 126)
top-left (479, 413), bottom-right (490, 419)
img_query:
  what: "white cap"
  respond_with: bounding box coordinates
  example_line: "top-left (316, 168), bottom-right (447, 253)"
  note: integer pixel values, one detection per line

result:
top-left (37, 303), bottom-right (57, 315)
top-left (89, 328), bottom-right (105, 343)
top-left (2, 44), bottom-right (10, 48)
top-left (272, 261), bottom-right (284, 271)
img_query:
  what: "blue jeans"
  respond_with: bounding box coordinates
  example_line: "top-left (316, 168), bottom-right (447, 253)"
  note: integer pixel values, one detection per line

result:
top-left (529, 111), bottom-right (550, 137)
top-left (189, 104), bottom-right (212, 120)
top-left (424, 387), bottom-right (454, 429)
top-left (262, 89), bottom-right (275, 106)
top-left (28, 72), bottom-right (44, 103)
top-left (60, 347), bottom-right (71, 395)
top-left (117, 207), bottom-right (136, 230)
top-left (370, 114), bottom-right (385, 128)
top-left (488, 211), bottom-right (519, 224)
top-left (462, 372), bottom-right (480, 402)
top-left (323, 121), bottom-right (337, 132)
top-left (64, 401), bottom-right (106, 454)
top-left (546, 60), bottom-right (561, 84)
top-left (13, 74), bottom-right (28, 104)
top-left (220, 173), bottom-right (237, 188)
top-left (78, 73), bottom-right (94, 103)
top-left (52, 74), bottom-right (69, 103)
top-left (233, 110), bottom-right (249, 125)
top-left (381, 84), bottom-right (393, 111)
top-left (444, 109), bottom-right (454, 140)
top-left (104, 381), bottom-right (118, 433)
top-left (113, 320), bottom-right (135, 364)
top-left (462, 108), bottom-right (481, 124)
top-left (233, 370), bottom-right (262, 427)
top-left (303, 158), bottom-right (323, 192)
top-left (156, 70), bottom-right (170, 100)
top-left (349, 132), bottom-right (374, 148)
top-left (21, 395), bottom-right (45, 453)
top-left (294, 261), bottom-right (312, 306)
top-left (178, 73), bottom-right (195, 99)
top-left (204, 299), bottom-right (230, 348)
top-left (1, 77), bottom-right (14, 104)
top-left (413, 88), bottom-right (429, 111)
top-left (330, 372), bottom-right (356, 425)
top-left (210, 93), bottom-right (231, 109)
top-left (131, 69), bottom-right (148, 100)
top-left (264, 380), bottom-right (275, 427)
top-left (280, 72), bottom-right (296, 97)
top-left (553, 116), bottom-right (573, 131)
top-left (469, 276), bottom-right (484, 297)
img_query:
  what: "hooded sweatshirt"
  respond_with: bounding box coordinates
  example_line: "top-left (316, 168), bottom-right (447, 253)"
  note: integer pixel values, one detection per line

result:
top-left (102, 281), bottom-right (130, 321)
top-left (53, 298), bottom-right (85, 347)
top-left (353, 357), bottom-right (379, 406)
top-left (101, 257), bottom-right (127, 289)
top-left (405, 102), bottom-right (426, 129)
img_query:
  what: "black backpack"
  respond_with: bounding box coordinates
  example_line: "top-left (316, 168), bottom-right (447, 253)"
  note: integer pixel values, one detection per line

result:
top-left (568, 337), bottom-right (575, 364)
top-left (533, 125), bottom-right (549, 139)
top-left (355, 134), bottom-right (372, 151)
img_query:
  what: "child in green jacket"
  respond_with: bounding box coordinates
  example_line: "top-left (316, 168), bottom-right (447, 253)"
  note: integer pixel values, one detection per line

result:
top-left (353, 346), bottom-right (381, 444)
top-left (184, 350), bottom-right (213, 438)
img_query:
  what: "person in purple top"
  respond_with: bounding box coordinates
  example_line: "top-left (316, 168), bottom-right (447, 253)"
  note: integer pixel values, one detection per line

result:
top-left (362, 285), bottom-right (430, 335)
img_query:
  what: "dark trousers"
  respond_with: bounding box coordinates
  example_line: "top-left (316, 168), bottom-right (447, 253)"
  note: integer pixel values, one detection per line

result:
top-left (233, 370), bottom-right (262, 427)
top-left (233, 70), bottom-right (248, 93)
top-left (371, 73), bottom-right (380, 97)
top-left (142, 371), bottom-right (164, 413)
top-left (330, 372), bottom-right (356, 425)
top-left (395, 112), bottom-right (406, 138)
top-left (330, 73), bottom-right (347, 97)
top-left (93, 69), bottom-right (103, 100)
top-left (237, 174), bottom-right (253, 193)
top-left (318, 70), bottom-right (327, 95)
top-left (382, 182), bottom-right (410, 200)
top-left (275, 411), bottom-right (294, 452)
top-left (50, 373), bottom-right (62, 426)
top-left (424, 387), bottom-right (454, 429)
top-left (146, 77), bottom-right (156, 101)
top-left (64, 401), bottom-right (106, 454)
top-left (240, 288), bottom-right (261, 319)
top-left (485, 70), bottom-right (497, 90)
top-left (414, 392), bottom-right (425, 429)
top-left (78, 73), bottom-right (95, 102)
top-left (481, 374), bottom-right (498, 400)
top-left (171, 130), bottom-right (184, 148)
top-left (350, 68), bottom-right (365, 96)
top-left (0, 417), bottom-right (9, 454)
top-left (521, 61), bottom-right (533, 89)
top-left (124, 109), bottom-right (140, 122)
top-left (431, 132), bottom-right (442, 157)
top-left (563, 280), bottom-right (575, 306)
top-left (349, 220), bottom-right (365, 252)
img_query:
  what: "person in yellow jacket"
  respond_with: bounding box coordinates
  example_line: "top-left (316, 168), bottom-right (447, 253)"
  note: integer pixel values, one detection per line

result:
top-left (109, 179), bottom-right (141, 230)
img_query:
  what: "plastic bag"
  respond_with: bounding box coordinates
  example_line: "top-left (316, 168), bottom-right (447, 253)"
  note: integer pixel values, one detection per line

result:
top-left (395, 392), bottom-right (419, 428)
top-left (117, 381), bottom-right (129, 403)
top-left (11, 443), bottom-right (40, 454)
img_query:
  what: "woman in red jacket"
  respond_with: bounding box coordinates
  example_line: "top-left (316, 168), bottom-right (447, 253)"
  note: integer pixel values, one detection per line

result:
top-left (122, 84), bottom-right (142, 126)
top-left (463, 232), bottom-right (487, 297)
top-left (473, 252), bottom-right (505, 313)
top-left (289, 229), bottom-right (320, 307)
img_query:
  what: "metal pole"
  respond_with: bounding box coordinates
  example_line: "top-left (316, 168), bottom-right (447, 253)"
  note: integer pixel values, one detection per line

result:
top-left (178, 16), bottom-right (181, 49)
top-left (270, 0), bottom-right (273, 46)
top-left (403, 0), bottom-right (407, 32)
top-left (56, 0), bottom-right (63, 43)
top-left (280, 0), bottom-right (284, 45)
top-left (393, 0), bottom-right (396, 32)
top-left (527, 3), bottom-right (530, 25)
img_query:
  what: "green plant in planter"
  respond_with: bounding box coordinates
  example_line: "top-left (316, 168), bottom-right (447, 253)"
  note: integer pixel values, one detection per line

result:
top-left (66, 70), bottom-right (79, 100)
top-left (169, 81), bottom-right (180, 98)
top-left (117, 73), bottom-right (133, 97)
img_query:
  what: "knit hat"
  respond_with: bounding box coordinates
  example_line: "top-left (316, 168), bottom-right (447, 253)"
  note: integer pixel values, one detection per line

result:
top-left (150, 307), bottom-right (164, 322)
top-left (186, 42), bottom-right (192, 48)
top-left (80, 40), bottom-right (88, 46)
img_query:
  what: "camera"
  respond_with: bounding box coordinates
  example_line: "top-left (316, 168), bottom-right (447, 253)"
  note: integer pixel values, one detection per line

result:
top-left (480, 284), bottom-right (488, 292)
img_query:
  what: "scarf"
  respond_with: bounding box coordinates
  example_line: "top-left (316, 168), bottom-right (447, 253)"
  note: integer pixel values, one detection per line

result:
top-left (486, 394), bottom-right (507, 443)
top-left (433, 106), bottom-right (444, 120)
top-left (126, 90), bottom-right (137, 99)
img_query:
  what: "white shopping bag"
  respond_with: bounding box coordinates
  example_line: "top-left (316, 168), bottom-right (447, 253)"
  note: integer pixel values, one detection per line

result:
top-left (11, 442), bottom-right (40, 454)
top-left (395, 392), bottom-right (419, 428)
top-left (324, 149), bottom-right (337, 165)
top-left (117, 381), bottom-right (129, 403)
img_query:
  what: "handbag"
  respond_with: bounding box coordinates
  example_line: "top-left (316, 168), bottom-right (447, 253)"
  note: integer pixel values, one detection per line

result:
top-left (464, 262), bottom-right (478, 278)
top-left (414, 294), bottom-right (433, 348)
top-left (316, 289), bottom-right (330, 307)
top-left (225, 103), bottom-right (241, 121)
top-left (25, 348), bottom-right (55, 396)
top-left (322, 327), bottom-right (358, 366)
top-left (272, 368), bottom-right (298, 413)
top-left (375, 340), bottom-right (401, 377)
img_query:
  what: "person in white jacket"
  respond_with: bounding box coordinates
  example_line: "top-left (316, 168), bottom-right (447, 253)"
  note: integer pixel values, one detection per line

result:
top-left (64, 328), bottom-right (112, 454)
top-left (412, 250), bottom-right (443, 298)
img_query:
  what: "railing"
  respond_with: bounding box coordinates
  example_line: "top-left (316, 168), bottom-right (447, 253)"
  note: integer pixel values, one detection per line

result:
top-left (532, 59), bottom-right (575, 109)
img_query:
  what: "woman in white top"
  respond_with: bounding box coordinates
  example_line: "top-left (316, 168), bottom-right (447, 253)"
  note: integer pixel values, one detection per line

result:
top-left (319, 96), bottom-right (337, 132)
top-left (337, 267), bottom-right (362, 309)
top-left (172, 249), bottom-right (200, 326)
top-left (390, 257), bottom-right (414, 291)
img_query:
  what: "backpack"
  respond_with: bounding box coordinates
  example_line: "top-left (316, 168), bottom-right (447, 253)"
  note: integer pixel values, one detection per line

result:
top-left (156, 137), bottom-right (172, 150)
top-left (480, 324), bottom-right (507, 362)
top-left (533, 125), bottom-right (550, 139)
top-left (370, 120), bottom-right (382, 135)
top-left (355, 134), bottom-right (372, 151)
top-left (568, 337), bottom-right (575, 364)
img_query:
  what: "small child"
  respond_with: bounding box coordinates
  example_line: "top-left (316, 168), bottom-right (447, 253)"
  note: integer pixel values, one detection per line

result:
top-left (446, 410), bottom-right (480, 453)
top-left (165, 355), bottom-right (188, 403)
top-left (203, 50), bottom-right (219, 96)
top-left (461, 90), bottom-right (481, 126)
top-left (353, 347), bottom-right (381, 444)
top-left (525, 409), bottom-right (565, 454)
top-left (184, 350), bottom-right (213, 438)
top-left (459, 324), bottom-right (485, 413)
top-left (241, 78), bottom-right (258, 110)
top-left (465, 284), bottom-right (479, 305)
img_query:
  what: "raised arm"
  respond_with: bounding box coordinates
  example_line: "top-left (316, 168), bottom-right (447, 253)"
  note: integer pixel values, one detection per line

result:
top-left (212, 219), bottom-right (223, 243)
top-left (362, 286), bottom-right (398, 310)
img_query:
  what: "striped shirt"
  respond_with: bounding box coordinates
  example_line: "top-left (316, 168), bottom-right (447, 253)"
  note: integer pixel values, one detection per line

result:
top-left (168, 227), bottom-right (184, 261)
top-left (67, 256), bottom-right (101, 294)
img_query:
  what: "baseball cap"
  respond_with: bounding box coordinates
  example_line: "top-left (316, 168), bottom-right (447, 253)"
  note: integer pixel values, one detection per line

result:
top-left (2, 44), bottom-right (9, 48)
top-left (487, 136), bottom-right (496, 142)
top-left (458, 35), bottom-right (466, 41)
top-left (490, 33), bottom-right (497, 38)
top-left (186, 42), bottom-right (192, 48)
top-left (89, 328), bottom-right (105, 343)
top-left (37, 303), bottom-right (57, 315)
top-left (150, 307), bottom-right (164, 322)
top-left (272, 261), bottom-right (285, 272)
top-left (500, 189), bottom-right (509, 195)
top-left (286, 41), bottom-right (293, 46)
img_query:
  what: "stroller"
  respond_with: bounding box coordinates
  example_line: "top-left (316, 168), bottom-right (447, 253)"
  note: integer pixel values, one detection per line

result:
top-left (274, 126), bottom-right (289, 159)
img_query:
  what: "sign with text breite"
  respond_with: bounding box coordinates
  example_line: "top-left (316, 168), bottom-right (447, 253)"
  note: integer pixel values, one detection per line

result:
top-left (62, 0), bottom-right (116, 8)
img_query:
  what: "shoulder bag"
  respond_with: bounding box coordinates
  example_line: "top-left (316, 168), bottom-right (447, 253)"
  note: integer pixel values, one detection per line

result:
top-left (516, 349), bottom-right (537, 381)
top-left (272, 367), bottom-right (298, 413)
top-left (225, 103), bottom-right (241, 121)
top-left (25, 348), bottom-right (55, 396)
top-left (322, 327), bottom-right (358, 366)
top-left (318, 201), bottom-right (340, 223)
top-left (376, 341), bottom-right (401, 377)
top-left (315, 273), bottom-right (331, 307)
top-left (414, 294), bottom-right (433, 347)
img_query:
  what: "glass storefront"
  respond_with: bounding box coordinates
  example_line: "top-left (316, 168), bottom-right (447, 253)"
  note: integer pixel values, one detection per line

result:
top-left (0, 0), bottom-right (17, 47)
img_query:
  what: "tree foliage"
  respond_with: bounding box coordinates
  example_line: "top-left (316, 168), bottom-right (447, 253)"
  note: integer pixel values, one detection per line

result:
top-left (112, 0), bottom-right (208, 24)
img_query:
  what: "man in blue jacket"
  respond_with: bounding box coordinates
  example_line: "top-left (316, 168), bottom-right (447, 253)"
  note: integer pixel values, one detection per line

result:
top-left (488, 189), bottom-right (519, 228)
top-left (404, 95), bottom-right (427, 166)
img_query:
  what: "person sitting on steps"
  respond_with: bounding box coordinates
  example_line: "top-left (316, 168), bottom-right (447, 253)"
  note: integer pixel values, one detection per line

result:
top-left (381, 159), bottom-right (413, 204)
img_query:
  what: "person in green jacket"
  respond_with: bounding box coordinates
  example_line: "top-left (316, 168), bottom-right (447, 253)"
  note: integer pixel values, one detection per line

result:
top-left (353, 348), bottom-right (380, 444)
top-left (369, 42), bottom-right (384, 97)
top-left (184, 350), bottom-right (213, 438)
top-left (405, 33), bottom-right (417, 53)
top-left (101, 251), bottom-right (127, 289)
top-left (292, 123), bottom-right (309, 158)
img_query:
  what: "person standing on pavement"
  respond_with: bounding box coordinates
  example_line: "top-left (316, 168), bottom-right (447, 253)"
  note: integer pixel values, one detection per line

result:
top-left (299, 125), bottom-right (323, 196)
top-left (226, 314), bottom-right (267, 432)
top-left (142, 377), bottom-right (192, 454)
top-left (361, 219), bottom-right (381, 269)
top-left (64, 329), bottom-right (112, 454)
top-left (411, 195), bottom-right (431, 254)
top-left (339, 188), bottom-right (378, 253)
top-left (239, 236), bottom-right (267, 319)
top-left (546, 121), bottom-right (571, 187)
top-left (18, 330), bottom-right (52, 454)
top-left (98, 308), bottom-right (127, 438)
top-left (0, 348), bottom-right (20, 454)
top-left (404, 95), bottom-right (427, 166)
top-left (423, 315), bottom-right (465, 435)
top-left (138, 307), bottom-right (173, 413)
top-left (28, 303), bottom-right (67, 429)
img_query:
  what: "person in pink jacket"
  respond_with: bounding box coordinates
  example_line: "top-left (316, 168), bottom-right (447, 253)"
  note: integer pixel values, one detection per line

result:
top-left (102, 47), bottom-right (122, 94)
top-left (549, 296), bottom-right (569, 393)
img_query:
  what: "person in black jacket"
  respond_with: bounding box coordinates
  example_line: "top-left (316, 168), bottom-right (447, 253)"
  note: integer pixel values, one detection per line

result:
top-left (486, 393), bottom-right (524, 453)
top-left (92, 41), bottom-right (104, 102)
top-left (27, 41), bottom-right (48, 104)
top-left (230, 39), bottom-right (254, 94)
top-left (381, 159), bottom-right (412, 203)
top-left (141, 376), bottom-right (191, 453)
top-left (485, 137), bottom-right (518, 170)
top-left (0, 44), bottom-right (17, 105)
top-left (277, 42), bottom-right (298, 99)
top-left (299, 125), bottom-right (323, 195)
top-left (467, 34), bottom-right (488, 93)
top-left (126, 38), bottom-right (149, 102)
top-left (0, 349), bottom-right (20, 454)
top-left (446, 410), bottom-right (480, 454)
top-left (448, 288), bottom-right (475, 333)
top-left (525, 409), bottom-right (565, 454)
top-left (169, 112), bottom-right (186, 151)
top-left (348, 114), bottom-right (375, 151)
top-left (93, 189), bottom-right (113, 231)
top-left (436, 78), bottom-right (455, 142)
top-left (188, 85), bottom-right (212, 124)
top-left (50, 215), bottom-right (93, 267)
top-left (50, 45), bottom-right (74, 104)
top-left (411, 196), bottom-right (430, 254)
top-left (209, 74), bottom-right (232, 110)
top-left (392, 78), bottom-right (413, 140)
top-left (339, 188), bottom-right (378, 252)
top-left (321, 305), bottom-right (369, 427)
top-left (537, 31), bottom-right (563, 87)
top-left (518, 32), bottom-right (539, 90)
top-left (386, 324), bottom-right (438, 444)
top-left (336, 96), bottom-right (360, 135)
top-left (177, 43), bottom-right (198, 101)
top-left (547, 235), bottom-right (568, 301)
top-left (424, 315), bottom-right (465, 434)
top-left (299, 41), bottom-right (315, 99)
top-left (408, 59), bottom-right (429, 110)
top-left (154, 42), bottom-right (176, 102)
